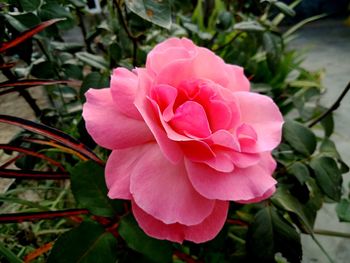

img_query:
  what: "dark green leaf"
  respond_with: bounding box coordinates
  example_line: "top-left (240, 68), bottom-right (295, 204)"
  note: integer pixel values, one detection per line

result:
top-left (273, 1), bottom-right (296, 17)
top-left (119, 215), bottom-right (172, 263)
top-left (247, 206), bottom-right (302, 263)
top-left (320, 138), bottom-right (340, 159)
top-left (47, 221), bottom-right (117, 263)
top-left (70, 161), bottom-right (120, 217)
top-left (76, 52), bottom-right (109, 70)
top-left (288, 162), bottom-right (310, 184)
top-left (18, 0), bottom-right (40, 12)
top-left (310, 156), bottom-right (342, 201)
top-left (9, 13), bottom-right (41, 30)
top-left (320, 112), bottom-right (334, 137)
top-left (336, 199), bottom-right (350, 222)
top-left (271, 186), bottom-right (314, 230)
top-left (234, 21), bottom-right (265, 32)
top-left (125, 0), bottom-right (172, 29)
top-left (31, 61), bottom-right (56, 79)
top-left (80, 72), bottom-right (109, 102)
top-left (283, 120), bottom-right (316, 156)
top-left (0, 242), bottom-right (22, 263)
top-left (39, 3), bottom-right (74, 30)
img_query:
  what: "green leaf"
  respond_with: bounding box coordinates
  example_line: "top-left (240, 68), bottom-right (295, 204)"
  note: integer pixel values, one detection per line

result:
top-left (247, 206), bottom-right (302, 263)
top-left (310, 156), bottom-right (342, 202)
top-left (234, 21), bottom-right (265, 32)
top-left (76, 52), bottom-right (109, 70)
top-left (336, 199), bottom-right (350, 222)
top-left (125, 0), bottom-right (172, 29)
top-left (283, 120), bottom-right (316, 156)
top-left (0, 242), bottom-right (23, 263)
top-left (273, 1), bottom-right (296, 17)
top-left (288, 162), bottom-right (310, 184)
top-left (320, 112), bottom-right (334, 137)
top-left (31, 61), bottom-right (56, 79)
top-left (271, 186), bottom-right (314, 230)
top-left (119, 215), bottom-right (172, 263)
top-left (18, 0), bottom-right (40, 12)
top-left (70, 161), bottom-right (120, 217)
top-left (80, 72), bottom-right (109, 102)
top-left (47, 221), bottom-right (117, 263)
top-left (320, 138), bottom-right (340, 159)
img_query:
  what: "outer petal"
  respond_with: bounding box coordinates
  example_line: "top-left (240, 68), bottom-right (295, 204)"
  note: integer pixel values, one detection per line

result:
top-left (155, 48), bottom-right (230, 89)
top-left (185, 152), bottom-right (277, 202)
top-left (130, 143), bottom-right (215, 225)
top-left (225, 65), bottom-right (250, 92)
top-left (132, 200), bottom-right (229, 243)
top-left (105, 144), bottom-right (152, 200)
top-left (83, 88), bottom-right (153, 150)
top-left (234, 92), bottom-right (284, 153)
top-left (110, 68), bottom-right (141, 120)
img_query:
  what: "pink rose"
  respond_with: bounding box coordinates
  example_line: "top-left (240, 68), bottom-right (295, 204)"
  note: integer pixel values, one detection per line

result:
top-left (83, 38), bottom-right (283, 243)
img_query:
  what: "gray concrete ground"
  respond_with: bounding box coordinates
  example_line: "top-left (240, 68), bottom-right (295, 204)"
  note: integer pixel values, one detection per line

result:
top-left (290, 18), bottom-right (350, 262)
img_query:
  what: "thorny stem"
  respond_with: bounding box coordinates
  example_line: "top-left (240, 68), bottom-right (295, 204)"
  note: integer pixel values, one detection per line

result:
top-left (308, 81), bottom-right (350, 128)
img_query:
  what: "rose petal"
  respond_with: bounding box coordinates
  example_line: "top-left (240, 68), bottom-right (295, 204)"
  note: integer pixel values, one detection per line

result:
top-left (156, 48), bottom-right (230, 89)
top-left (134, 69), bottom-right (183, 163)
top-left (83, 88), bottom-right (153, 150)
top-left (110, 68), bottom-right (141, 119)
top-left (132, 200), bottom-right (229, 243)
top-left (130, 143), bottom-right (215, 225)
top-left (170, 101), bottom-right (212, 138)
top-left (235, 92), bottom-right (284, 153)
top-left (147, 47), bottom-right (193, 75)
top-left (186, 152), bottom-right (277, 202)
top-left (150, 84), bottom-right (177, 121)
top-left (225, 65), bottom-right (250, 92)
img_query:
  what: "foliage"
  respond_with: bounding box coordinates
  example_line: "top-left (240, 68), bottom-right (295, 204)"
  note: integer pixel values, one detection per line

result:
top-left (0, 0), bottom-right (349, 263)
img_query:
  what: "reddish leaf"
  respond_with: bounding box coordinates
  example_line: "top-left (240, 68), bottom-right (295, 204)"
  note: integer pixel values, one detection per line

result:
top-left (0, 115), bottom-right (103, 165)
top-left (24, 242), bottom-right (54, 263)
top-left (0, 18), bottom-right (65, 53)
top-left (0, 209), bottom-right (89, 223)
top-left (0, 79), bottom-right (76, 88)
top-left (0, 62), bottom-right (16, 69)
top-left (0, 144), bottom-right (66, 171)
top-left (0, 168), bottom-right (69, 179)
top-left (23, 137), bottom-right (88, 161)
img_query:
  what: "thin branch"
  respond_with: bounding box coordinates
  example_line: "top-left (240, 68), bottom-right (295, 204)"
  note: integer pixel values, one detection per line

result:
top-left (0, 209), bottom-right (89, 223)
top-left (114, 0), bottom-right (139, 66)
top-left (314, 229), bottom-right (350, 239)
top-left (308, 81), bottom-right (350, 128)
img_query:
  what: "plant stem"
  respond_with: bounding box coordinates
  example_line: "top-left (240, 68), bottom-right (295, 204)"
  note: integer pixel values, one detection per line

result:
top-left (314, 229), bottom-right (350, 239)
top-left (311, 234), bottom-right (335, 263)
top-left (0, 209), bottom-right (89, 223)
top-left (114, 0), bottom-right (139, 66)
top-left (308, 81), bottom-right (350, 128)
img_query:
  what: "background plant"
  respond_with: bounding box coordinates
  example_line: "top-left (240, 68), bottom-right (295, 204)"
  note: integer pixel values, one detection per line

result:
top-left (0, 0), bottom-right (349, 262)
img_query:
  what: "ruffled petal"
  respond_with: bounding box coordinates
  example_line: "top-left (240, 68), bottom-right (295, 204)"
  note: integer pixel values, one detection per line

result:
top-left (132, 200), bottom-right (229, 243)
top-left (170, 101), bottom-right (211, 138)
top-left (186, 152), bottom-right (277, 202)
top-left (110, 68), bottom-right (141, 119)
top-left (130, 143), bottom-right (215, 225)
top-left (83, 88), bottom-right (153, 150)
top-left (134, 69), bottom-right (183, 163)
top-left (234, 92), bottom-right (284, 153)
